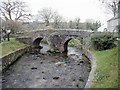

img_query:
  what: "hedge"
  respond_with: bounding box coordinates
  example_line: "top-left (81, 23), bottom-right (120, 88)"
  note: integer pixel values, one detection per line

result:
top-left (91, 33), bottom-right (116, 51)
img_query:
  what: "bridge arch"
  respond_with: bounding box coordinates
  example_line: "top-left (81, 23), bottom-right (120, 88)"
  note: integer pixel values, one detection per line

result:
top-left (33, 37), bottom-right (43, 48)
top-left (64, 37), bottom-right (83, 52)
top-left (64, 38), bottom-right (72, 52)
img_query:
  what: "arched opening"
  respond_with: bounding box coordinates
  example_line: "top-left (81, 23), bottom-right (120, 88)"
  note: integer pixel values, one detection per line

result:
top-left (33, 38), bottom-right (43, 48)
top-left (64, 38), bottom-right (72, 52)
top-left (64, 38), bottom-right (83, 52)
top-left (64, 37), bottom-right (84, 60)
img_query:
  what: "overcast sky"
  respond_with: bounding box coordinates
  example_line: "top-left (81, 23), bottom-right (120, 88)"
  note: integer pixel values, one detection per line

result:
top-left (0, 0), bottom-right (113, 24)
top-left (23, 0), bottom-right (113, 24)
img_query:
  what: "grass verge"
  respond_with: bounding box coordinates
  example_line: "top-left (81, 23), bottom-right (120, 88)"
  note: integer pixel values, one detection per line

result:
top-left (90, 41), bottom-right (119, 88)
top-left (0, 38), bottom-right (27, 57)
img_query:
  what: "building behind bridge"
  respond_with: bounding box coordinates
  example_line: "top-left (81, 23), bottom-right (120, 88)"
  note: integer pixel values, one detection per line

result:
top-left (107, 14), bottom-right (120, 32)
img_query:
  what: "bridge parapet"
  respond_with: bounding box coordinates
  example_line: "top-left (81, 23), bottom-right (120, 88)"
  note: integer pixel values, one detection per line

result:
top-left (22, 29), bottom-right (92, 37)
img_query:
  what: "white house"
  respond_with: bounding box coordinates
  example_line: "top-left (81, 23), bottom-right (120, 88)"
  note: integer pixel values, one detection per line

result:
top-left (107, 15), bottom-right (120, 32)
top-left (97, 24), bottom-right (107, 32)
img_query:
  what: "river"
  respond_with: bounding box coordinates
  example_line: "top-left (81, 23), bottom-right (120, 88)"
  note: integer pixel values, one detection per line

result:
top-left (2, 43), bottom-right (91, 88)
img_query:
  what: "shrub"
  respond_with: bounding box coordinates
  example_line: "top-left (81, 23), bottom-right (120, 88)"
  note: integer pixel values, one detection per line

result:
top-left (68, 38), bottom-right (82, 49)
top-left (117, 24), bottom-right (120, 32)
top-left (117, 25), bottom-right (120, 38)
top-left (91, 33), bottom-right (116, 50)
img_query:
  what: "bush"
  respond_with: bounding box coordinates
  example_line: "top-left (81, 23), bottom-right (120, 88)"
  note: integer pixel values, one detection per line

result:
top-left (117, 25), bottom-right (120, 38)
top-left (117, 24), bottom-right (120, 32)
top-left (68, 38), bottom-right (82, 49)
top-left (91, 33), bottom-right (116, 50)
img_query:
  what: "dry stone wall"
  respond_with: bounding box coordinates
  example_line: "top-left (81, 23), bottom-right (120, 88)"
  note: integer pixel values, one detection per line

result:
top-left (0, 46), bottom-right (30, 70)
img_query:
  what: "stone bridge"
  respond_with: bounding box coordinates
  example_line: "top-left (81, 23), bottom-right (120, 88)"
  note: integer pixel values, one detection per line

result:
top-left (17, 29), bottom-right (93, 53)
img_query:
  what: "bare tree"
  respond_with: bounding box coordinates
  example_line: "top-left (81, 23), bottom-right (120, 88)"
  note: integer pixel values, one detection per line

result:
top-left (85, 19), bottom-right (101, 31)
top-left (74, 18), bottom-right (80, 29)
top-left (119, 1), bottom-right (120, 17)
top-left (69, 20), bottom-right (74, 29)
top-left (53, 12), bottom-right (64, 28)
top-left (38, 8), bottom-right (55, 26)
top-left (0, 0), bottom-right (31, 21)
top-left (99, 0), bottom-right (119, 17)
top-left (85, 19), bottom-right (93, 30)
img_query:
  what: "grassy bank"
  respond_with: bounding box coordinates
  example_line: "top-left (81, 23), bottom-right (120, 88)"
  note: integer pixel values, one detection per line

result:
top-left (90, 41), bottom-right (119, 88)
top-left (68, 38), bottom-right (119, 88)
top-left (0, 38), bottom-right (27, 57)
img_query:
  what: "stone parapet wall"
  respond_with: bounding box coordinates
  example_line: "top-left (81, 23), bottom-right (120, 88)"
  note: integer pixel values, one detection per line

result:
top-left (16, 37), bottom-right (33, 45)
top-left (84, 50), bottom-right (96, 88)
top-left (0, 46), bottom-right (30, 70)
top-left (24, 29), bottom-right (92, 38)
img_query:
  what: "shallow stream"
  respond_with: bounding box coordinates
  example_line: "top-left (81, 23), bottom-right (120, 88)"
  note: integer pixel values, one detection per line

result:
top-left (2, 43), bottom-right (91, 88)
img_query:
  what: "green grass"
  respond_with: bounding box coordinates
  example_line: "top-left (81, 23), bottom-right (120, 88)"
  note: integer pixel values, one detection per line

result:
top-left (91, 41), bottom-right (119, 88)
top-left (0, 38), bottom-right (27, 57)
top-left (68, 38), bottom-right (119, 88)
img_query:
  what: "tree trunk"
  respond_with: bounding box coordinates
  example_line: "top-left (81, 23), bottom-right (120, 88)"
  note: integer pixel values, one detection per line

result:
top-left (8, 10), bottom-right (12, 20)
top-left (7, 33), bottom-right (10, 41)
